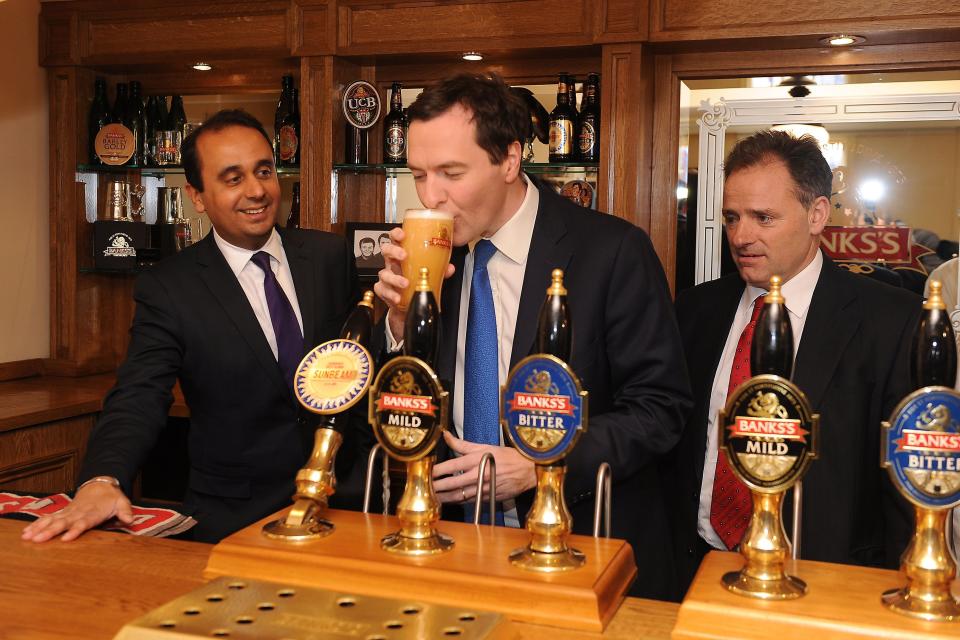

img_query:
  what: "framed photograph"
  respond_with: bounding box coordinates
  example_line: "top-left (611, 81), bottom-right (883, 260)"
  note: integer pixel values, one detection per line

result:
top-left (346, 222), bottom-right (400, 281)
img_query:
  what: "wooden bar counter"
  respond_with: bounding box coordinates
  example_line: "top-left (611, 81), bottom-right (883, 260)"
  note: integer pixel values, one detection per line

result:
top-left (0, 519), bottom-right (678, 639)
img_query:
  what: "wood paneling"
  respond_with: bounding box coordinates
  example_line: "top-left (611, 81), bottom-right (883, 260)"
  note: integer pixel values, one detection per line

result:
top-left (0, 360), bottom-right (43, 383)
top-left (0, 416), bottom-right (94, 494)
top-left (338, 0), bottom-right (595, 55)
top-left (650, 0), bottom-right (960, 43)
top-left (293, 0), bottom-right (336, 56)
top-left (594, 0), bottom-right (648, 43)
top-left (39, 14), bottom-right (78, 66)
top-left (300, 55), bottom-right (335, 231)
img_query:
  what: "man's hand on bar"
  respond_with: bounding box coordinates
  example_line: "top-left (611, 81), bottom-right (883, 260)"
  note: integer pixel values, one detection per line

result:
top-left (433, 431), bottom-right (536, 503)
top-left (20, 482), bottom-right (133, 542)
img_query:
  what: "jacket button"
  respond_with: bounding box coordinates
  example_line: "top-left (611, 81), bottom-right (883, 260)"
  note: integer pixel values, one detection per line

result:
top-left (687, 547), bottom-right (695, 556)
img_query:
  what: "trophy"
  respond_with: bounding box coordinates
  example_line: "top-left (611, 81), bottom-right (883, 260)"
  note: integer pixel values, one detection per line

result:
top-left (501, 269), bottom-right (588, 571)
top-left (262, 291), bottom-right (376, 541)
top-left (881, 280), bottom-right (960, 621)
top-left (369, 267), bottom-right (453, 554)
top-left (102, 180), bottom-right (145, 222)
top-left (718, 276), bottom-right (819, 599)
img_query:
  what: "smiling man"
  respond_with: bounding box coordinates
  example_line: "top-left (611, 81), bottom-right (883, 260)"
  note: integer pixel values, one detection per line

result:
top-left (374, 73), bottom-right (691, 600)
top-left (22, 110), bottom-right (361, 544)
top-left (667, 130), bottom-right (918, 595)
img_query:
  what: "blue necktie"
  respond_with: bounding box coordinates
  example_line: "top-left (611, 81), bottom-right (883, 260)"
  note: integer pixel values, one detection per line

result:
top-left (251, 251), bottom-right (304, 391)
top-left (463, 239), bottom-right (504, 525)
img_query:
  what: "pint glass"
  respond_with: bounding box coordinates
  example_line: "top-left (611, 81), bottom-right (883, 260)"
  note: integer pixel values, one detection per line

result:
top-left (399, 209), bottom-right (454, 311)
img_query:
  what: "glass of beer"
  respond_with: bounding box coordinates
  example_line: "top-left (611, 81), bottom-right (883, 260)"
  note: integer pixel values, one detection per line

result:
top-left (399, 208), bottom-right (454, 311)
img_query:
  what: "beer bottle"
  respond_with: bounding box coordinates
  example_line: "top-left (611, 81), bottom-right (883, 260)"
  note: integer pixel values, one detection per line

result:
top-left (277, 87), bottom-right (301, 167)
top-left (167, 95), bottom-right (187, 140)
top-left (750, 276), bottom-right (794, 380)
top-left (548, 74), bottom-right (576, 162)
top-left (287, 182), bottom-right (301, 229)
top-left (911, 280), bottom-right (957, 388)
top-left (156, 95), bottom-right (169, 134)
top-left (142, 95), bottom-right (157, 166)
top-left (383, 82), bottom-right (406, 165)
top-left (578, 73), bottom-right (600, 163)
top-left (403, 267), bottom-right (440, 366)
top-left (567, 75), bottom-right (580, 161)
top-left (87, 77), bottom-right (111, 164)
top-left (127, 81), bottom-right (145, 166)
top-left (537, 269), bottom-right (572, 362)
top-left (274, 75), bottom-right (294, 164)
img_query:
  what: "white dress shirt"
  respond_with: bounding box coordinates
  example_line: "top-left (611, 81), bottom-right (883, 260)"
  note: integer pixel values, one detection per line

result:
top-left (386, 174), bottom-right (539, 527)
top-left (697, 250), bottom-right (823, 549)
top-left (213, 228), bottom-right (304, 360)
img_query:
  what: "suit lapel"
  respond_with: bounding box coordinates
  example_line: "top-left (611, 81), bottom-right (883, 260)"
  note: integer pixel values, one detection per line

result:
top-left (793, 259), bottom-right (860, 409)
top-left (437, 245), bottom-right (466, 386)
top-left (196, 233), bottom-right (289, 398)
top-left (280, 229), bottom-right (317, 348)
top-left (510, 189), bottom-right (572, 368)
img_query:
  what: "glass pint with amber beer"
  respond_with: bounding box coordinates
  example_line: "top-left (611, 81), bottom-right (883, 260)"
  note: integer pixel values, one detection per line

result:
top-left (399, 209), bottom-right (453, 311)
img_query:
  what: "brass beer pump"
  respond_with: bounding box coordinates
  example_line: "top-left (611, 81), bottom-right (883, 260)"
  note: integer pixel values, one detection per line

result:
top-left (502, 269), bottom-right (588, 571)
top-left (369, 267), bottom-right (453, 554)
top-left (263, 291), bottom-right (376, 541)
top-left (881, 280), bottom-right (960, 621)
top-left (719, 276), bottom-right (819, 599)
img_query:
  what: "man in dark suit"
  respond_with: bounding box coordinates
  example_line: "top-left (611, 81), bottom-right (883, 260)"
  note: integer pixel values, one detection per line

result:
top-left (668, 130), bottom-right (917, 595)
top-left (374, 73), bottom-right (692, 600)
top-left (23, 110), bottom-right (360, 544)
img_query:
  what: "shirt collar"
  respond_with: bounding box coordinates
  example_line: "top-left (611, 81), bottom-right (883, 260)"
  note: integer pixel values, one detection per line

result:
top-left (744, 249), bottom-right (823, 322)
top-left (467, 173), bottom-right (539, 265)
top-left (213, 227), bottom-right (284, 277)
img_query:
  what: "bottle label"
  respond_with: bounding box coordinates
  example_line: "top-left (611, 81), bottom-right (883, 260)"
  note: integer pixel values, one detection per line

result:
top-left (579, 121), bottom-right (596, 155)
top-left (342, 81), bottom-right (381, 130)
top-left (548, 119), bottom-right (573, 155)
top-left (295, 339), bottom-right (373, 414)
top-left (385, 123), bottom-right (406, 160)
top-left (95, 123), bottom-right (135, 165)
top-left (370, 356), bottom-right (447, 461)
top-left (279, 125), bottom-right (299, 161)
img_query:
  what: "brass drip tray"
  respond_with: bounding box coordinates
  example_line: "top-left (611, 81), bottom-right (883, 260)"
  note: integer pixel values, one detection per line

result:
top-left (114, 576), bottom-right (504, 640)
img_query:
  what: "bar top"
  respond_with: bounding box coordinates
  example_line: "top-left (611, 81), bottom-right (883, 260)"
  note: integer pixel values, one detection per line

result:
top-left (0, 373), bottom-right (188, 432)
top-left (0, 518), bottom-right (678, 638)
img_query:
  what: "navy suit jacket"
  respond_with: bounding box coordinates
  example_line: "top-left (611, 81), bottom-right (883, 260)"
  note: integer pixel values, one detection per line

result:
top-left (668, 258), bottom-right (918, 595)
top-left (79, 227), bottom-right (362, 542)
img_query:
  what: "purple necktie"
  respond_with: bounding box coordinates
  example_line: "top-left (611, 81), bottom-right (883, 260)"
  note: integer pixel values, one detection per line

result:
top-left (250, 251), bottom-right (304, 390)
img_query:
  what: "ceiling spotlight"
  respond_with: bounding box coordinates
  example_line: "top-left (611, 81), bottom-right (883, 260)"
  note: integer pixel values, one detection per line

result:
top-left (462, 51), bottom-right (483, 62)
top-left (192, 62), bottom-right (213, 71)
top-left (820, 34), bottom-right (865, 47)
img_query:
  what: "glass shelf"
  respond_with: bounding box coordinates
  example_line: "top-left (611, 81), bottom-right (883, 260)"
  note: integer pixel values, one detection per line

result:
top-left (77, 164), bottom-right (301, 177)
top-left (79, 266), bottom-right (146, 275)
top-left (332, 161), bottom-right (598, 175)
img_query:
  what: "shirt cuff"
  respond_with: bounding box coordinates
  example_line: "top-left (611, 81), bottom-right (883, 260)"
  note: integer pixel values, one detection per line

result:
top-left (385, 312), bottom-right (404, 353)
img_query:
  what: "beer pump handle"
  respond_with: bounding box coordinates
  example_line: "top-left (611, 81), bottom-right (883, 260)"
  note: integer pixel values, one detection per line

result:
top-left (403, 267), bottom-right (440, 366)
top-left (911, 280), bottom-right (957, 389)
top-left (750, 276), bottom-right (794, 379)
top-left (537, 269), bottom-right (572, 361)
top-left (341, 290), bottom-right (375, 345)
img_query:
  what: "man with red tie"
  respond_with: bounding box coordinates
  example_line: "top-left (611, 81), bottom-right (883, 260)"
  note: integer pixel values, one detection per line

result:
top-left (667, 130), bottom-right (918, 596)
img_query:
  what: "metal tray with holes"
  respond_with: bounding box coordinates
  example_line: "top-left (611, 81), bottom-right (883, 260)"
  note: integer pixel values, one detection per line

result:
top-left (113, 576), bottom-right (504, 640)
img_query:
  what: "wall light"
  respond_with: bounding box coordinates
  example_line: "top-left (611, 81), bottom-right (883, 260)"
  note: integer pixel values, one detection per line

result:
top-left (192, 62), bottom-right (213, 71)
top-left (820, 34), bottom-right (865, 47)
top-left (462, 52), bottom-right (483, 62)
top-left (859, 179), bottom-right (886, 204)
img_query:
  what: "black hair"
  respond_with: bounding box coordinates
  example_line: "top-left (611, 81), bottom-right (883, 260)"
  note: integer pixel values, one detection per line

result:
top-left (359, 237), bottom-right (375, 246)
top-left (406, 72), bottom-right (528, 164)
top-left (181, 109), bottom-right (272, 191)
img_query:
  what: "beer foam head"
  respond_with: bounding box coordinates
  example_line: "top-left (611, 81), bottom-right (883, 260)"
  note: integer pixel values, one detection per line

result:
top-left (403, 208), bottom-right (453, 221)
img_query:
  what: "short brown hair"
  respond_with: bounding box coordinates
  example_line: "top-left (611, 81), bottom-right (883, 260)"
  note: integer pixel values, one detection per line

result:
top-left (182, 109), bottom-right (272, 192)
top-left (724, 130), bottom-right (832, 209)
top-left (406, 73), bottom-right (528, 164)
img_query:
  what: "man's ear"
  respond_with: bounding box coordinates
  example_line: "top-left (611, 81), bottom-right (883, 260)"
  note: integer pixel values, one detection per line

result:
top-left (809, 195), bottom-right (830, 235)
top-left (502, 141), bottom-right (522, 183)
top-left (184, 183), bottom-right (205, 214)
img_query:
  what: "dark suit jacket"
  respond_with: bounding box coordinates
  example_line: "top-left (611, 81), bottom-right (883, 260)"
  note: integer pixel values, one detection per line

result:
top-left (430, 178), bottom-right (692, 601)
top-left (669, 257), bottom-right (918, 594)
top-left (79, 227), bottom-right (361, 543)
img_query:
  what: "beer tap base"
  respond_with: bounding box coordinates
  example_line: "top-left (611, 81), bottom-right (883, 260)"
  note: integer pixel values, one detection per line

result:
top-left (509, 545), bottom-right (585, 573)
top-left (882, 587), bottom-right (960, 622)
top-left (722, 569), bottom-right (807, 600)
top-left (381, 530), bottom-right (454, 555)
top-left (261, 500), bottom-right (334, 541)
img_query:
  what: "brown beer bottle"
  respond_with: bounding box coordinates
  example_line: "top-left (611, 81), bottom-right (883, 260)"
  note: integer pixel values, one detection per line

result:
top-left (911, 280), bottom-right (957, 388)
top-left (537, 269), bottom-right (572, 362)
top-left (750, 276), bottom-right (794, 379)
top-left (286, 182), bottom-right (301, 229)
top-left (578, 73), bottom-right (600, 163)
top-left (403, 267), bottom-right (440, 366)
top-left (383, 82), bottom-right (406, 165)
top-left (548, 74), bottom-right (576, 163)
top-left (87, 78), bottom-right (111, 165)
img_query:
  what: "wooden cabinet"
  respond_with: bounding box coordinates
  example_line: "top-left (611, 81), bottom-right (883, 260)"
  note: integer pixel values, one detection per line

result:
top-left (0, 416), bottom-right (95, 494)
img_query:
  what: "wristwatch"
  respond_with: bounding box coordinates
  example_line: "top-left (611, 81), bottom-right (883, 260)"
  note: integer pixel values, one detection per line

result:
top-left (76, 476), bottom-right (121, 492)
